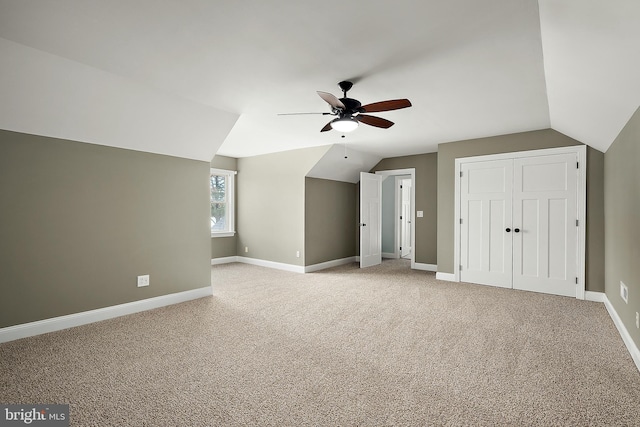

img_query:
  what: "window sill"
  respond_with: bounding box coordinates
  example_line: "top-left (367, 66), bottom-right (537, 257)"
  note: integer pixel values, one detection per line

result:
top-left (211, 231), bottom-right (236, 238)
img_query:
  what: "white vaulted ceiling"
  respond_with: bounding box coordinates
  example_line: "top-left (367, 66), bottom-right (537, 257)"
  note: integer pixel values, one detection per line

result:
top-left (538, 0), bottom-right (640, 152)
top-left (0, 0), bottom-right (638, 160)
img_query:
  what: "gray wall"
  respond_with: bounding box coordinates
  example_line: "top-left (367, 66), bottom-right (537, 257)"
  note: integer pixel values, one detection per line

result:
top-left (0, 130), bottom-right (211, 328)
top-left (304, 177), bottom-right (357, 266)
top-left (586, 148), bottom-right (605, 292)
top-left (237, 146), bottom-right (328, 266)
top-left (604, 106), bottom-right (640, 349)
top-left (436, 129), bottom-right (605, 292)
top-left (210, 155), bottom-right (238, 259)
top-left (370, 153), bottom-right (438, 265)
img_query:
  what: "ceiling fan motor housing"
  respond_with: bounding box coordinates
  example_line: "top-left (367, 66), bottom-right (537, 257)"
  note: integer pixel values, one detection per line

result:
top-left (339, 98), bottom-right (364, 115)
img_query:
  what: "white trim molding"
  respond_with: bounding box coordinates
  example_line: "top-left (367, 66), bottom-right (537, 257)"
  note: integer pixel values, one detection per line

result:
top-left (212, 256), bottom-right (357, 274)
top-left (436, 272), bottom-right (457, 282)
top-left (0, 286), bottom-right (213, 344)
top-left (604, 295), bottom-right (640, 373)
top-left (304, 257), bottom-right (357, 273)
top-left (375, 168), bottom-right (416, 270)
top-left (210, 167), bottom-right (236, 236)
top-left (585, 291), bottom-right (605, 303)
top-left (211, 256), bottom-right (239, 265)
top-left (413, 263), bottom-right (437, 272)
top-left (211, 256), bottom-right (304, 273)
top-left (382, 252), bottom-right (397, 259)
top-left (211, 231), bottom-right (236, 238)
top-left (236, 256), bottom-right (305, 273)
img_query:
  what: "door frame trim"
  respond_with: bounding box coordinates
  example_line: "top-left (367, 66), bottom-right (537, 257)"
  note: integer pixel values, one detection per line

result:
top-left (453, 146), bottom-right (587, 299)
top-left (375, 168), bottom-right (416, 270)
top-left (395, 175), bottom-right (412, 259)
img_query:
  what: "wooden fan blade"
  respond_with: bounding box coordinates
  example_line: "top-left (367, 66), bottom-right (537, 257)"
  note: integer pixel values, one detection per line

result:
top-left (317, 91), bottom-right (346, 110)
top-left (320, 121), bottom-right (334, 132)
top-left (361, 99), bottom-right (412, 113)
top-left (358, 114), bottom-right (394, 129)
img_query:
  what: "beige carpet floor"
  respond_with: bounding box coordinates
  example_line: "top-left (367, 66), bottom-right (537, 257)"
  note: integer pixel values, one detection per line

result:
top-left (1, 259), bottom-right (639, 426)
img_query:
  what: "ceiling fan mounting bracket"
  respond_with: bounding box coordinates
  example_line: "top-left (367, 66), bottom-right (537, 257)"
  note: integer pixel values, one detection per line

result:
top-left (338, 80), bottom-right (353, 97)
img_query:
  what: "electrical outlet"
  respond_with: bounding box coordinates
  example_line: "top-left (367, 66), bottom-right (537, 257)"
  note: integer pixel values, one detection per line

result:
top-left (620, 281), bottom-right (628, 303)
top-left (296, 251), bottom-right (300, 258)
top-left (636, 312), bottom-right (639, 329)
top-left (137, 275), bottom-right (150, 288)
top-left (417, 211), bottom-right (424, 218)
top-left (245, 246), bottom-right (249, 253)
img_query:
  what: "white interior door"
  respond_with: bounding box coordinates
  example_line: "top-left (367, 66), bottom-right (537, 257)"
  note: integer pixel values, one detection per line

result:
top-left (512, 153), bottom-right (578, 297)
top-left (400, 179), bottom-right (412, 258)
top-left (460, 160), bottom-right (513, 288)
top-left (360, 172), bottom-right (382, 268)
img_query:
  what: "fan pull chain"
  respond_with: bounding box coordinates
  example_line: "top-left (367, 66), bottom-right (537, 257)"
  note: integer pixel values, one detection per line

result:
top-left (342, 135), bottom-right (348, 159)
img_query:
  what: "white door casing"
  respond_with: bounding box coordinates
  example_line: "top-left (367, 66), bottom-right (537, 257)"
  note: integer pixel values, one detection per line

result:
top-left (454, 146), bottom-right (586, 299)
top-left (400, 178), bottom-right (412, 258)
top-left (360, 172), bottom-right (382, 268)
top-left (374, 168), bottom-right (417, 269)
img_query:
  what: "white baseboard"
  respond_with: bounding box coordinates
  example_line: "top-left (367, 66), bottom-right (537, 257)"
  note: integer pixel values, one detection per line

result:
top-left (212, 256), bottom-right (357, 274)
top-left (585, 291), bottom-right (605, 302)
top-left (436, 272), bottom-right (456, 282)
top-left (215, 256), bottom-right (434, 273)
top-left (211, 256), bottom-right (238, 265)
top-left (382, 252), bottom-right (397, 259)
top-left (305, 257), bottom-right (357, 273)
top-left (413, 263), bottom-right (437, 272)
top-left (235, 256), bottom-right (305, 273)
top-left (0, 286), bottom-right (213, 344)
top-left (604, 295), bottom-right (640, 373)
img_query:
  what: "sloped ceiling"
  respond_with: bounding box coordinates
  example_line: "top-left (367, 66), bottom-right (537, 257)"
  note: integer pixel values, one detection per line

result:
top-left (0, 0), bottom-right (637, 160)
top-left (538, 0), bottom-right (640, 153)
top-left (307, 145), bottom-right (382, 184)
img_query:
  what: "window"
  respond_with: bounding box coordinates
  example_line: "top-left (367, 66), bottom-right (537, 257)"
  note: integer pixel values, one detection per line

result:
top-left (210, 168), bottom-right (235, 237)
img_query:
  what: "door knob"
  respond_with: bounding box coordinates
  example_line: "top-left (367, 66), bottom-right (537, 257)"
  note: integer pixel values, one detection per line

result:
top-left (362, 223), bottom-right (367, 227)
top-left (514, 228), bottom-right (520, 233)
top-left (506, 228), bottom-right (511, 232)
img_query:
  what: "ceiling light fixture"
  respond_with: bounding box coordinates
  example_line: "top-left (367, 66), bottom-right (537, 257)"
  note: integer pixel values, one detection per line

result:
top-left (330, 116), bottom-right (359, 133)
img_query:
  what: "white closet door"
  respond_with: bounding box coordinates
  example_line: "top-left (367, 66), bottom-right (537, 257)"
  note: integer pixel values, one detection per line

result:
top-left (460, 160), bottom-right (513, 288)
top-left (512, 153), bottom-right (578, 297)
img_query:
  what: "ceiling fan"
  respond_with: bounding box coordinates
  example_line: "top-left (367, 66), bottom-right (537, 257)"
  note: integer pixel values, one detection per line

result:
top-left (281, 81), bottom-right (412, 133)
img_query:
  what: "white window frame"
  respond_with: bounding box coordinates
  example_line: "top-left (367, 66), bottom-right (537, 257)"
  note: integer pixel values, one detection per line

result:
top-left (210, 168), bottom-right (236, 238)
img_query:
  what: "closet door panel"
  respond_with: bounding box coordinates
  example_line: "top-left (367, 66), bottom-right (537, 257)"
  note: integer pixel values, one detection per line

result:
top-left (460, 160), bottom-right (513, 288)
top-left (512, 154), bottom-right (577, 297)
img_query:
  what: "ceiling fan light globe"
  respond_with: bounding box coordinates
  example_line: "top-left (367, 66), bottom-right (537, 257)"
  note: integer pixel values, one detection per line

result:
top-left (330, 117), bottom-right (358, 133)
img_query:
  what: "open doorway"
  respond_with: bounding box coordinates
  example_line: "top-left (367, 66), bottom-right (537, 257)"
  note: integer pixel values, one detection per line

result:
top-left (374, 168), bottom-right (415, 269)
top-left (398, 176), bottom-right (412, 259)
